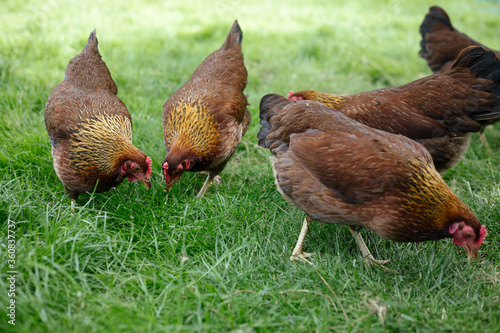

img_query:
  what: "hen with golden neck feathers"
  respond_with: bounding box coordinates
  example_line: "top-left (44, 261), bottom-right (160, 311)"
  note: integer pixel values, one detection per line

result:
top-left (45, 30), bottom-right (152, 205)
top-left (289, 46), bottom-right (500, 172)
top-left (258, 94), bottom-right (487, 263)
top-left (162, 21), bottom-right (250, 197)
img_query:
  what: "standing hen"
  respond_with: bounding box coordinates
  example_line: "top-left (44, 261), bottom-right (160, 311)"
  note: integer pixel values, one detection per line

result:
top-left (419, 6), bottom-right (500, 74)
top-left (45, 30), bottom-right (152, 206)
top-left (162, 21), bottom-right (250, 197)
top-left (288, 46), bottom-right (500, 172)
top-left (258, 94), bottom-right (487, 264)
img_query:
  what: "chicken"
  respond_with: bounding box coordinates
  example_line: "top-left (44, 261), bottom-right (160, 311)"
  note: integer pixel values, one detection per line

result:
top-left (288, 46), bottom-right (500, 172)
top-left (162, 21), bottom-right (250, 197)
top-left (45, 30), bottom-right (152, 207)
top-left (419, 6), bottom-right (500, 74)
top-left (258, 94), bottom-right (487, 265)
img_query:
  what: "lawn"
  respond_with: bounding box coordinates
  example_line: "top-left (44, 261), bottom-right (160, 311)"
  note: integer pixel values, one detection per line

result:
top-left (1, 0), bottom-right (499, 332)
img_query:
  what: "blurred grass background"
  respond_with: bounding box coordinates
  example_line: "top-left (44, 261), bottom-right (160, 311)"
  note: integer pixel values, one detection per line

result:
top-left (1, 0), bottom-right (499, 332)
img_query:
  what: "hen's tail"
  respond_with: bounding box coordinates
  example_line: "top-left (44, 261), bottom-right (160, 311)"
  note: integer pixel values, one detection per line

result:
top-left (222, 20), bottom-right (243, 50)
top-left (453, 46), bottom-right (500, 81)
top-left (418, 6), bottom-right (457, 73)
top-left (65, 29), bottom-right (118, 94)
top-left (85, 29), bottom-right (98, 50)
top-left (418, 6), bottom-right (495, 74)
top-left (419, 6), bottom-right (452, 37)
top-left (258, 94), bottom-right (293, 148)
top-left (451, 46), bottom-right (500, 124)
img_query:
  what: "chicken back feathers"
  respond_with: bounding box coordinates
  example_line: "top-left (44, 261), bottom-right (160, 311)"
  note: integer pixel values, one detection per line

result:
top-left (288, 46), bottom-right (500, 171)
top-left (45, 30), bottom-right (152, 202)
top-left (162, 21), bottom-right (250, 194)
top-left (258, 94), bottom-right (487, 259)
top-left (419, 6), bottom-right (500, 74)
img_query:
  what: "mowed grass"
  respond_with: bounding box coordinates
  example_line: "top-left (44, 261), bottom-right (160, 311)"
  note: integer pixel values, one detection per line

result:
top-left (1, 0), bottom-right (500, 331)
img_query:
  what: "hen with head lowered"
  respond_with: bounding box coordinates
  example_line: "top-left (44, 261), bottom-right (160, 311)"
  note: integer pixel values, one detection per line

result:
top-left (258, 94), bottom-right (487, 265)
top-left (162, 21), bottom-right (250, 198)
top-left (45, 30), bottom-right (152, 207)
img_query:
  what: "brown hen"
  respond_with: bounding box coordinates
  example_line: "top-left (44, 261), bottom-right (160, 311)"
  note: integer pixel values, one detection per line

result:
top-left (162, 21), bottom-right (250, 197)
top-left (419, 6), bottom-right (500, 74)
top-left (258, 94), bottom-right (487, 265)
top-left (45, 30), bottom-right (152, 206)
top-left (288, 46), bottom-right (500, 172)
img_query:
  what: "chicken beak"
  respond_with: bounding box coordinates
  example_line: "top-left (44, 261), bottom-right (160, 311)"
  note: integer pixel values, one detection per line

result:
top-left (165, 182), bottom-right (174, 192)
top-left (464, 244), bottom-right (478, 261)
top-left (164, 173), bottom-right (182, 192)
top-left (140, 178), bottom-right (152, 190)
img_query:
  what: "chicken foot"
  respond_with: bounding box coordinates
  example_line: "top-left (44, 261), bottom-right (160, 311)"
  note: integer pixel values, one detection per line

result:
top-left (290, 217), bottom-right (315, 261)
top-left (348, 226), bottom-right (391, 268)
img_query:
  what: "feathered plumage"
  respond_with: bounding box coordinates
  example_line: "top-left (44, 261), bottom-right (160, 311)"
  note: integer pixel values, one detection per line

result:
top-left (289, 46), bottom-right (500, 171)
top-left (419, 6), bottom-right (500, 74)
top-left (162, 20), bottom-right (250, 197)
top-left (45, 30), bottom-right (152, 205)
top-left (258, 94), bottom-right (487, 263)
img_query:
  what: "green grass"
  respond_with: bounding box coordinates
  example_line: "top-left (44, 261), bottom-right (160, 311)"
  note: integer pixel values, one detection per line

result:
top-left (1, 0), bottom-right (500, 331)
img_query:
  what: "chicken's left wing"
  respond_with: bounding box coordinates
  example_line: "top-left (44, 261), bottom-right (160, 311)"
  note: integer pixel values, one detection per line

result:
top-left (288, 129), bottom-right (431, 204)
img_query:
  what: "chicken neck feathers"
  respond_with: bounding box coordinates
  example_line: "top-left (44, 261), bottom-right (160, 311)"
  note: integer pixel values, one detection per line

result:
top-left (163, 99), bottom-right (221, 159)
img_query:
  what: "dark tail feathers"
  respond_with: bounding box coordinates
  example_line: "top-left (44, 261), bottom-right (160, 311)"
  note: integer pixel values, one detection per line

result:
top-left (258, 94), bottom-right (293, 148)
top-left (419, 6), bottom-right (452, 37)
top-left (418, 6), bottom-right (453, 65)
top-left (452, 46), bottom-right (500, 123)
top-left (453, 46), bottom-right (500, 81)
top-left (223, 20), bottom-right (243, 49)
top-left (85, 29), bottom-right (98, 50)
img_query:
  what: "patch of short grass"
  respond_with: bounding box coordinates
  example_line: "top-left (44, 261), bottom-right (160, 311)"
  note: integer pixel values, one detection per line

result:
top-left (1, 0), bottom-right (499, 332)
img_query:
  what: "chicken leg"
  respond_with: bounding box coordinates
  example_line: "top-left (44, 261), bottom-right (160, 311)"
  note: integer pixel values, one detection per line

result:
top-left (290, 217), bottom-right (315, 261)
top-left (196, 175), bottom-right (222, 198)
top-left (478, 129), bottom-right (492, 154)
top-left (348, 226), bottom-right (391, 267)
top-left (196, 175), bottom-right (213, 198)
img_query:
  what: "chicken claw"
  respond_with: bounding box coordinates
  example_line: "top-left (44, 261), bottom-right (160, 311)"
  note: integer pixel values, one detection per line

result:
top-left (348, 226), bottom-right (392, 270)
top-left (290, 217), bottom-right (315, 261)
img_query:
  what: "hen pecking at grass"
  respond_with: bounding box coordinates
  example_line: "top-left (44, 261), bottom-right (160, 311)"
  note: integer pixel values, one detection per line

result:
top-left (162, 21), bottom-right (250, 198)
top-left (45, 30), bottom-right (152, 207)
top-left (258, 94), bottom-right (487, 266)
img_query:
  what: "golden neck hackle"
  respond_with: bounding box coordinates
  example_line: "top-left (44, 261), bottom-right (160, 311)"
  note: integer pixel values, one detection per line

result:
top-left (164, 99), bottom-right (221, 157)
top-left (69, 114), bottom-right (137, 175)
top-left (401, 156), bottom-right (464, 228)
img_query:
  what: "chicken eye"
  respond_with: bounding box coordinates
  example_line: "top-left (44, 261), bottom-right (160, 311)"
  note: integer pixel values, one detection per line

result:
top-left (464, 233), bottom-right (473, 239)
top-left (133, 166), bottom-right (140, 172)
